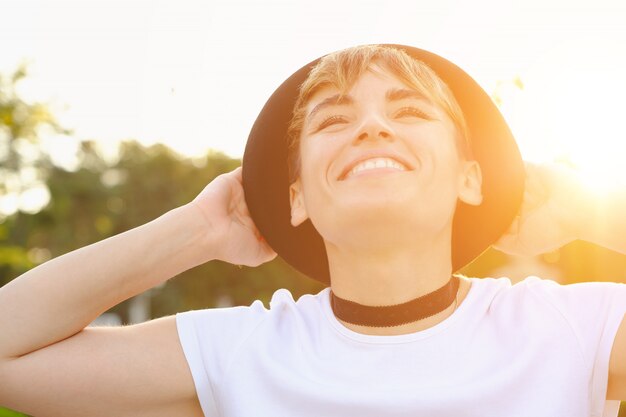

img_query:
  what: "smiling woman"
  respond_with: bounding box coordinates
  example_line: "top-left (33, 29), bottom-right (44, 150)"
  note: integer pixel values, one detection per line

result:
top-left (244, 44), bottom-right (526, 284)
top-left (1, 43), bottom-right (625, 417)
top-left (286, 64), bottom-right (483, 294)
top-left (237, 44), bottom-right (626, 416)
top-left (286, 45), bottom-right (473, 184)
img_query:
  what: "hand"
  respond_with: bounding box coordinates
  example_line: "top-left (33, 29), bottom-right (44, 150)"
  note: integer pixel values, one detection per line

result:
top-left (189, 166), bottom-right (277, 267)
top-left (493, 161), bottom-right (585, 257)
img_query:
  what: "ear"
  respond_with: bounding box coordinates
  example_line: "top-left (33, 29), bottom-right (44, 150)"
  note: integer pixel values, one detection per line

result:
top-left (457, 160), bottom-right (483, 206)
top-left (289, 179), bottom-right (309, 227)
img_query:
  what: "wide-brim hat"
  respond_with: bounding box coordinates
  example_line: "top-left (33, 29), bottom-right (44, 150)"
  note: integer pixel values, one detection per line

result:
top-left (242, 43), bottom-right (525, 285)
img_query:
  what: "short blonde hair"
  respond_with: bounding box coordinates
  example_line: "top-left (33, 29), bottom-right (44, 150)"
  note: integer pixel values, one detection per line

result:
top-left (286, 44), bottom-right (472, 182)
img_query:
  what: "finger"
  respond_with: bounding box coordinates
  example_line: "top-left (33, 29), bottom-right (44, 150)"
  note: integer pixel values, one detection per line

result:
top-left (231, 166), bottom-right (243, 182)
top-left (234, 196), bottom-right (256, 228)
top-left (261, 241), bottom-right (277, 259)
top-left (518, 181), bottom-right (549, 218)
top-left (505, 214), bottom-right (522, 235)
top-left (492, 233), bottom-right (519, 255)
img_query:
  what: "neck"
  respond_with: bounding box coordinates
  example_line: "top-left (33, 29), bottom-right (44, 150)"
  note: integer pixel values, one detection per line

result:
top-left (325, 232), bottom-right (454, 307)
top-left (325, 236), bottom-right (465, 336)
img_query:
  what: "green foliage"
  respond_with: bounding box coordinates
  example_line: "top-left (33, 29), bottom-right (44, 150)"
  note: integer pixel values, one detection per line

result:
top-left (0, 135), bottom-right (324, 316)
top-left (0, 62), bottom-right (325, 318)
top-left (0, 63), bottom-right (67, 281)
top-left (0, 407), bottom-right (30, 417)
top-left (0, 63), bottom-right (68, 180)
top-left (0, 64), bottom-right (69, 138)
top-left (1, 65), bottom-right (625, 416)
top-left (1, 62), bottom-right (625, 316)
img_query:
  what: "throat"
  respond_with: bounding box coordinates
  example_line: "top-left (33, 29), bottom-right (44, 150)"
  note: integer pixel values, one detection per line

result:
top-left (331, 276), bottom-right (470, 336)
top-left (330, 275), bottom-right (459, 327)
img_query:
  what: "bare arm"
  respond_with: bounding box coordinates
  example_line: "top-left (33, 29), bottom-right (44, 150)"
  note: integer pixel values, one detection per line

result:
top-left (0, 166), bottom-right (276, 415)
top-left (0, 203), bottom-right (209, 361)
top-left (492, 162), bottom-right (626, 400)
top-left (493, 162), bottom-right (626, 257)
top-left (575, 185), bottom-right (626, 255)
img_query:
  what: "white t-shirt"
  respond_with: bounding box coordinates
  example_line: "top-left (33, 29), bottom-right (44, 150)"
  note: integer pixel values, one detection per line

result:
top-left (175, 276), bottom-right (626, 417)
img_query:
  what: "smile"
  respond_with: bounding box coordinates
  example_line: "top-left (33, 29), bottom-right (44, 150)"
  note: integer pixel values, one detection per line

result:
top-left (343, 157), bottom-right (409, 180)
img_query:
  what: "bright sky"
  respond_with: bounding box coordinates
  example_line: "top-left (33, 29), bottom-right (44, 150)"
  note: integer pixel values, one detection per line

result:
top-left (2, 0), bottom-right (626, 213)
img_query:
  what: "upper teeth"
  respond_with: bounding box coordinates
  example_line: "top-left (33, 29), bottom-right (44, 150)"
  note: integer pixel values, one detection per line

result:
top-left (346, 157), bottom-right (407, 178)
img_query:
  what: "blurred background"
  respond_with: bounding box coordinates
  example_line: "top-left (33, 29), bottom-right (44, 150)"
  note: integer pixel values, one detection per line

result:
top-left (1, 0), bottom-right (625, 415)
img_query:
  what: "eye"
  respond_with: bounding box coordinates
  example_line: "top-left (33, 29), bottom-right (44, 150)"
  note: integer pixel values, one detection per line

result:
top-left (316, 114), bottom-right (348, 131)
top-left (395, 106), bottom-right (431, 120)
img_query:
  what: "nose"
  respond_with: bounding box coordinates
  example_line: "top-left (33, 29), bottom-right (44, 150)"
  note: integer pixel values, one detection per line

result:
top-left (354, 111), bottom-right (394, 143)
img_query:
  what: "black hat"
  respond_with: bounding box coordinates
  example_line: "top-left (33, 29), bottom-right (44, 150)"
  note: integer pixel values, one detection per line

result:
top-left (242, 44), bottom-right (525, 285)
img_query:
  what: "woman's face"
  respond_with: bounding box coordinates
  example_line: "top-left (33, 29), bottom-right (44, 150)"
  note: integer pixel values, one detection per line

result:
top-left (289, 65), bottom-right (482, 248)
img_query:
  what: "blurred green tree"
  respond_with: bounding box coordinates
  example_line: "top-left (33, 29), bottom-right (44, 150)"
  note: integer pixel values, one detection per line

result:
top-left (0, 63), bottom-right (70, 193)
top-left (0, 65), bottom-right (624, 415)
top-left (1, 137), bottom-right (324, 320)
top-left (0, 64), bottom-right (70, 284)
top-left (0, 64), bottom-right (323, 316)
top-left (0, 406), bottom-right (29, 416)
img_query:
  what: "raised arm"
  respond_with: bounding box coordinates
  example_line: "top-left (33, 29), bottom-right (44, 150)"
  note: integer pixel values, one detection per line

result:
top-left (575, 183), bottom-right (626, 256)
top-left (492, 162), bottom-right (626, 401)
top-left (493, 161), bottom-right (626, 257)
top-left (0, 166), bottom-right (275, 416)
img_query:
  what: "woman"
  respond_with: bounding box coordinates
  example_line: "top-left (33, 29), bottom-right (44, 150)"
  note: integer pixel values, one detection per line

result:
top-left (0, 44), bottom-right (625, 417)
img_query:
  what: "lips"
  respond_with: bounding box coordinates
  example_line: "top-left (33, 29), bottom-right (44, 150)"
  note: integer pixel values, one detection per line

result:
top-left (338, 152), bottom-right (414, 181)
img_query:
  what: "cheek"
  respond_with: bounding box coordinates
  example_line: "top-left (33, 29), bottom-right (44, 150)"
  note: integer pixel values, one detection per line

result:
top-left (297, 139), bottom-right (349, 220)
top-left (299, 136), bottom-right (345, 183)
top-left (296, 145), bottom-right (328, 208)
top-left (404, 131), bottom-right (462, 192)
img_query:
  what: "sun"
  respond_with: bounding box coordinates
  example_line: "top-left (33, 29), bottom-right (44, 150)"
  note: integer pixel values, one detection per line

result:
top-left (495, 63), bottom-right (626, 195)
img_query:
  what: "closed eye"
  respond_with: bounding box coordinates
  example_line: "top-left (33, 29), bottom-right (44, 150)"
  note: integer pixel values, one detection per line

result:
top-left (315, 114), bottom-right (348, 131)
top-left (395, 106), bottom-right (432, 120)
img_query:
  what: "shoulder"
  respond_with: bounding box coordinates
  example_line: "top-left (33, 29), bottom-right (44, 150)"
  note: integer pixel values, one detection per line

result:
top-left (471, 275), bottom-right (626, 351)
top-left (469, 275), bottom-right (626, 313)
top-left (174, 288), bottom-right (326, 378)
top-left (176, 287), bottom-right (326, 334)
top-left (512, 276), bottom-right (626, 314)
top-left (266, 287), bottom-right (329, 328)
top-left (268, 287), bottom-right (325, 310)
top-left (467, 275), bottom-right (618, 303)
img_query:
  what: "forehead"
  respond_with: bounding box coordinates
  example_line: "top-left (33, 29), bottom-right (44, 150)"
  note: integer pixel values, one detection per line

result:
top-left (304, 65), bottom-right (412, 109)
top-left (302, 66), bottom-right (443, 126)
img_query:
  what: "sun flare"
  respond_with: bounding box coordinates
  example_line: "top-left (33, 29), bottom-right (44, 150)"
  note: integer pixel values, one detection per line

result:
top-left (497, 62), bottom-right (626, 194)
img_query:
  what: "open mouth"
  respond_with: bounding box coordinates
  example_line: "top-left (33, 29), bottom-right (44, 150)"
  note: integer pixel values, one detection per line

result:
top-left (340, 156), bottom-right (412, 180)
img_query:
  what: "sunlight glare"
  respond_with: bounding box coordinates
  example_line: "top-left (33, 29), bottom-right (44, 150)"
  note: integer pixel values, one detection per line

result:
top-left (499, 48), bottom-right (626, 194)
top-left (18, 183), bottom-right (51, 214)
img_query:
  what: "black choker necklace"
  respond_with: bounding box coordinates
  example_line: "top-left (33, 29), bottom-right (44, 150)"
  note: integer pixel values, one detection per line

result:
top-left (330, 275), bottom-right (460, 327)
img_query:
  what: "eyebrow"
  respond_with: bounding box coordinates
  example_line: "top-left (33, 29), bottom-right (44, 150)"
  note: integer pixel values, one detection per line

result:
top-left (307, 94), bottom-right (353, 120)
top-left (306, 88), bottom-right (429, 120)
top-left (385, 88), bottom-right (428, 103)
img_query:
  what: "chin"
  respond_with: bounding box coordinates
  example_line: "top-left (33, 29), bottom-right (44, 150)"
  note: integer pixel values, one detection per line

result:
top-left (314, 201), bottom-right (454, 249)
top-left (337, 185), bottom-right (416, 208)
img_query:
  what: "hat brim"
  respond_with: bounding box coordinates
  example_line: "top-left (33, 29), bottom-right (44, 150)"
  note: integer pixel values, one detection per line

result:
top-left (242, 44), bottom-right (525, 285)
